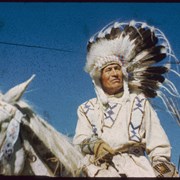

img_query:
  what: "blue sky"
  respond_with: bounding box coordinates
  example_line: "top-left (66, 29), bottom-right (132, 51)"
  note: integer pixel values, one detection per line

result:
top-left (0, 2), bottom-right (179, 167)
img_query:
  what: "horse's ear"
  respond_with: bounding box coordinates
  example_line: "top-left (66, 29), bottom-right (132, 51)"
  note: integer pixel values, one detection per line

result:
top-left (2, 74), bottom-right (35, 104)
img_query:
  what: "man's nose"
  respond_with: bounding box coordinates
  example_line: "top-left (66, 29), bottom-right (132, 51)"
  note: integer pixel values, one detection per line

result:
top-left (111, 68), bottom-right (118, 76)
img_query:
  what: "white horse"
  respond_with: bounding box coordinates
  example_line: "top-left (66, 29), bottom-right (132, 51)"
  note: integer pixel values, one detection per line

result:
top-left (0, 75), bottom-right (83, 177)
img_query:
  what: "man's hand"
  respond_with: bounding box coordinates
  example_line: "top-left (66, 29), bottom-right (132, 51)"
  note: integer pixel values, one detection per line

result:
top-left (93, 139), bottom-right (115, 162)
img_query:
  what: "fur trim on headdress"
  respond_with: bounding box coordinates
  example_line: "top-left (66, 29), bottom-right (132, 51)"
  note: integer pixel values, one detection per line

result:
top-left (85, 20), bottom-right (180, 125)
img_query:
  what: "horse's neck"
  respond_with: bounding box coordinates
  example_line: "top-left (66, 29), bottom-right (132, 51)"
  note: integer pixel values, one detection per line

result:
top-left (0, 100), bottom-right (83, 177)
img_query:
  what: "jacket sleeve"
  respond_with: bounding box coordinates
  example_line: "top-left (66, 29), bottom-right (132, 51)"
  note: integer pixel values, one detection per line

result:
top-left (144, 100), bottom-right (179, 177)
top-left (73, 105), bottom-right (99, 155)
top-left (144, 100), bottom-right (171, 162)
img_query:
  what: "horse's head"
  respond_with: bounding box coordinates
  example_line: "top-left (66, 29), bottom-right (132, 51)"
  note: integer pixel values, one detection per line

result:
top-left (0, 75), bottom-right (35, 175)
top-left (0, 74), bottom-right (35, 141)
top-left (0, 74), bottom-right (83, 176)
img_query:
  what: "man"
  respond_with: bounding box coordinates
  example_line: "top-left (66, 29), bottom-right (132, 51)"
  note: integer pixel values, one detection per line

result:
top-left (73, 20), bottom-right (179, 177)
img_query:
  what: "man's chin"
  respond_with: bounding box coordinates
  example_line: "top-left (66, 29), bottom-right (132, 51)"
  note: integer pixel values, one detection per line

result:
top-left (111, 86), bottom-right (123, 92)
top-left (111, 83), bottom-right (122, 88)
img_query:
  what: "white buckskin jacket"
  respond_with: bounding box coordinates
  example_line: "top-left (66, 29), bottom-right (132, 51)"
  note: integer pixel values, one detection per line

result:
top-left (73, 93), bottom-right (178, 177)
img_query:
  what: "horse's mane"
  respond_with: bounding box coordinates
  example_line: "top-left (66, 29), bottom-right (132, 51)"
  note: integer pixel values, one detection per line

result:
top-left (17, 100), bottom-right (83, 176)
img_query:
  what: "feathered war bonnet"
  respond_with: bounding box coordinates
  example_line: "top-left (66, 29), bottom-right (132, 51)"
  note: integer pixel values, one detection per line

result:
top-left (85, 20), bottom-right (180, 125)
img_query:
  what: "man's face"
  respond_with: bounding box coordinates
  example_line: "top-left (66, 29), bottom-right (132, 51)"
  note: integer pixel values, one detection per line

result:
top-left (100, 63), bottom-right (123, 95)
